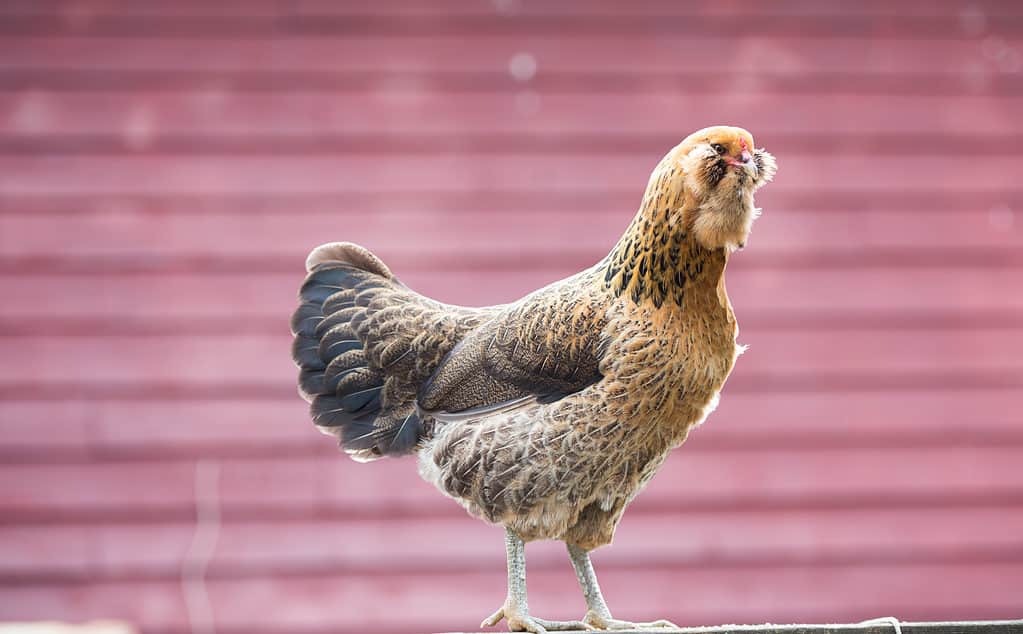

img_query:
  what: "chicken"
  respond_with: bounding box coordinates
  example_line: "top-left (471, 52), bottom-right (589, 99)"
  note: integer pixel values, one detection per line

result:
top-left (290, 125), bottom-right (777, 632)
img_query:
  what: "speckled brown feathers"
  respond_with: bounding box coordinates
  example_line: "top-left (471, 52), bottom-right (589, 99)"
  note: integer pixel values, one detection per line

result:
top-left (419, 279), bottom-right (606, 414)
top-left (291, 126), bottom-right (777, 554)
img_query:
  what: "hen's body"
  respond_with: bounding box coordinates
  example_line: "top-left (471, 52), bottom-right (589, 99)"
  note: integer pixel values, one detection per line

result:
top-left (421, 246), bottom-right (736, 549)
top-left (291, 126), bottom-right (776, 632)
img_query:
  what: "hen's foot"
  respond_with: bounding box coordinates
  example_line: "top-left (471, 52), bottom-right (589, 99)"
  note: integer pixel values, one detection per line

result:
top-left (482, 604), bottom-right (593, 634)
top-left (583, 611), bottom-right (678, 630)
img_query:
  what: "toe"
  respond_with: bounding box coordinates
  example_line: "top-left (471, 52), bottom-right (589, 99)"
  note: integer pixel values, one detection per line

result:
top-left (584, 613), bottom-right (678, 630)
top-left (480, 607), bottom-right (505, 629)
top-left (533, 617), bottom-right (594, 631)
top-left (634, 619), bottom-right (678, 629)
top-left (511, 616), bottom-right (548, 634)
top-left (481, 603), bottom-right (591, 633)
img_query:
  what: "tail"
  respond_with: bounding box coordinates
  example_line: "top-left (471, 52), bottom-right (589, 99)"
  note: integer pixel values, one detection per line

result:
top-left (290, 242), bottom-right (490, 462)
top-left (291, 242), bottom-right (420, 462)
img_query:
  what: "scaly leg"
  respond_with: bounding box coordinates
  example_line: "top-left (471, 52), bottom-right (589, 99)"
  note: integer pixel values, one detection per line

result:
top-left (481, 528), bottom-right (592, 633)
top-left (567, 543), bottom-right (678, 630)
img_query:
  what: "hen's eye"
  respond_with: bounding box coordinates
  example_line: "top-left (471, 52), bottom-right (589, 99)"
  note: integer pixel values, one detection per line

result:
top-left (711, 143), bottom-right (727, 155)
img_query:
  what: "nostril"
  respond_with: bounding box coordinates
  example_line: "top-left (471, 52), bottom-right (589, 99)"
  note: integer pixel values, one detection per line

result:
top-left (740, 151), bottom-right (753, 163)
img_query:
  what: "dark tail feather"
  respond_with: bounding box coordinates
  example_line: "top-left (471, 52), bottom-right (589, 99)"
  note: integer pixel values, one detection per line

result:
top-left (290, 242), bottom-right (422, 462)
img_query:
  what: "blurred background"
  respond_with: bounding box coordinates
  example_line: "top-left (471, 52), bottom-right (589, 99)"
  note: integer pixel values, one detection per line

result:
top-left (1, 1), bottom-right (1022, 633)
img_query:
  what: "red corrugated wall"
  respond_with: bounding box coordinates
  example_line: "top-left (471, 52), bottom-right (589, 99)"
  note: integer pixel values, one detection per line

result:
top-left (1, 1), bottom-right (1022, 632)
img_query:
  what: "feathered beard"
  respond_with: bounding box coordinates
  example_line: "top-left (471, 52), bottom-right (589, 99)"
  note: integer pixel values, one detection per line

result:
top-left (680, 144), bottom-right (777, 252)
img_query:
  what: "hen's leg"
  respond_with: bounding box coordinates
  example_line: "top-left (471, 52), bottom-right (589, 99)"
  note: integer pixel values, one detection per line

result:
top-left (567, 543), bottom-right (677, 630)
top-left (482, 527), bottom-right (592, 633)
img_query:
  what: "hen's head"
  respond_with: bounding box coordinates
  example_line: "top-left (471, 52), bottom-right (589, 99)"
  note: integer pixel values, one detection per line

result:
top-left (666, 125), bottom-right (777, 251)
top-left (606, 126), bottom-right (777, 306)
top-left (677, 125), bottom-right (775, 195)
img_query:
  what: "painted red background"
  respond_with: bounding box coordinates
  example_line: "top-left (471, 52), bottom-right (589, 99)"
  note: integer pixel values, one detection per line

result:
top-left (1, 1), bottom-right (1021, 632)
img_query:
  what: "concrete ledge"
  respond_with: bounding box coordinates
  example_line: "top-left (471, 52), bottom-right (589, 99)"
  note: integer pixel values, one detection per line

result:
top-left (444, 620), bottom-right (1023, 634)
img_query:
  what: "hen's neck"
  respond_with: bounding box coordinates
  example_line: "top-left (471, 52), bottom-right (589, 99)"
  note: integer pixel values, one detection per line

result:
top-left (599, 163), bottom-right (727, 310)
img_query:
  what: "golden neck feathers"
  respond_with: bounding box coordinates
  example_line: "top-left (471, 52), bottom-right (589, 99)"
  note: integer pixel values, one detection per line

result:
top-left (600, 152), bottom-right (727, 310)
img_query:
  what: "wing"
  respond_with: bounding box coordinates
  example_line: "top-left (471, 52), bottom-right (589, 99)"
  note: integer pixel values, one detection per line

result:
top-left (417, 275), bottom-right (607, 418)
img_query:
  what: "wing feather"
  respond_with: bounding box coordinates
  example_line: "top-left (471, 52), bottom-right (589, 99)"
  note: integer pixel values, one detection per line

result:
top-left (418, 274), bottom-right (606, 417)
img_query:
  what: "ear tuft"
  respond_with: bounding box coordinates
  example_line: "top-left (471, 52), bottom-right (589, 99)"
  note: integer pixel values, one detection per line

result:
top-left (679, 144), bottom-right (719, 197)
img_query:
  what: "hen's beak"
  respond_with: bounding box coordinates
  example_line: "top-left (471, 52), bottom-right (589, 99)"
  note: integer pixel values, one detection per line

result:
top-left (726, 151), bottom-right (757, 177)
